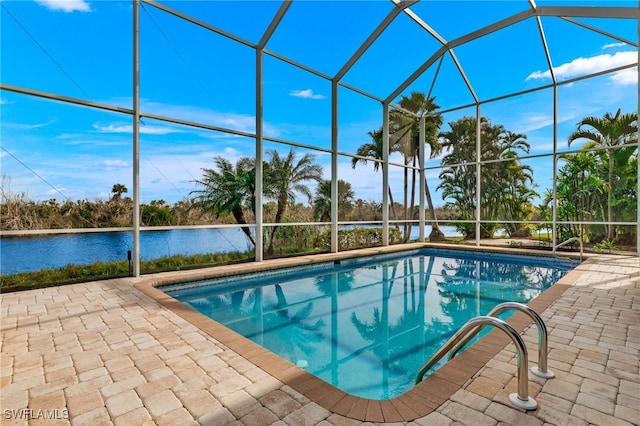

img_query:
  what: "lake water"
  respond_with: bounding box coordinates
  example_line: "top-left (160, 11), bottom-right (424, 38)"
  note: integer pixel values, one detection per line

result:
top-left (1, 225), bottom-right (462, 275)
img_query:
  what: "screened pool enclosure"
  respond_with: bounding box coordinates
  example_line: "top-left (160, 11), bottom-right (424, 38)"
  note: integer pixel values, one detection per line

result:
top-left (1, 0), bottom-right (638, 278)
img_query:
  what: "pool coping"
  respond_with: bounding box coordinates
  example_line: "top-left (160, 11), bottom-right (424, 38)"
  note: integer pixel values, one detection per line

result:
top-left (133, 243), bottom-right (590, 422)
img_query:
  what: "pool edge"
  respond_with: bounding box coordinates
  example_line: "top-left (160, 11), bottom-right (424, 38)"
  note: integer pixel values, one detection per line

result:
top-left (133, 244), bottom-right (586, 422)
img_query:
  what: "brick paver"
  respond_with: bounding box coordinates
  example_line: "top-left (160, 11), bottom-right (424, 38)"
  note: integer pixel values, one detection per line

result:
top-left (1, 249), bottom-right (638, 425)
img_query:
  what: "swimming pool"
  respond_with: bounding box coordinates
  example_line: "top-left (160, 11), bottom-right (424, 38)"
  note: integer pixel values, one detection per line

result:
top-left (162, 248), bottom-right (577, 400)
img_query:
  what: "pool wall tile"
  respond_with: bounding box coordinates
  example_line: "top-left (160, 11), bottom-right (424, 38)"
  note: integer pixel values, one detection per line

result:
top-left (379, 400), bottom-right (403, 423)
top-left (346, 397), bottom-right (368, 420)
top-left (389, 397), bottom-right (421, 419)
top-left (365, 400), bottom-right (385, 422)
top-left (314, 387), bottom-right (347, 410)
top-left (330, 393), bottom-right (359, 416)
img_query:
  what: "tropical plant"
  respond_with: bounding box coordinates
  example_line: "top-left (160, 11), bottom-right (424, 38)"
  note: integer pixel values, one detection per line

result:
top-left (567, 109), bottom-right (638, 240)
top-left (390, 92), bottom-right (444, 242)
top-left (312, 179), bottom-right (355, 222)
top-left (351, 128), bottom-right (402, 227)
top-left (551, 151), bottom-right (606, 241)
top-left (264, 148), bottom-right (323, 255)
top-left (191, 156), bottom-right (257, 246)
top-left (313, 227), bottom-right (402, 251)
top-left (111, 183), bottom-right (128, 201)
top-left (140, 204), bottom-right (174, 226)
top-left (594, 239), bottom-right (617, 253)
top-left (437, 116), bottom-right (537, 238)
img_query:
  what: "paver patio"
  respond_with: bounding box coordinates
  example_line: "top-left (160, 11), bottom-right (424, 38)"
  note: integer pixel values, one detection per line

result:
top-left (1, 247), bottom-right (638, 425)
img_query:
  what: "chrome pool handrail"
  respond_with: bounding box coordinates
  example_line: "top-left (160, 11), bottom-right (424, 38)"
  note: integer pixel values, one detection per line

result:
top-left (448, 302), bottom-right (554, 379)
top-left (553, 236), bottom-right (583, 261)
top-left (415, 315), bottom-right (537, 410)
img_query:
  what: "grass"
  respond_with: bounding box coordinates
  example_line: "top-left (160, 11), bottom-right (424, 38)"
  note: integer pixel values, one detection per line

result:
top-left (0, 251), bottom-right (253, 293)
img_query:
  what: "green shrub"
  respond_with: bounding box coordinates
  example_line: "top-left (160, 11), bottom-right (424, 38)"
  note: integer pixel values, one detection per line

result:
top-left (312, 227), bottom-right (402, 251)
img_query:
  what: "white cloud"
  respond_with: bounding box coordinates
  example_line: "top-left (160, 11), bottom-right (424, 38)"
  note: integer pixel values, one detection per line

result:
top-left (608, 67), bottom-right (638, 86)
top-left (102, 159), bottom-right (128, 170)
top-left (34, 0), bottom-right (92, 12)
top-left (4, 119), bottom-right (57, 130)
top-left (289, 89), bottom-right (326, 100)
top-left (513, 113), bottom-right (553, 133)
top-left (138, 101), bottom-right (263, 135)
top-left (602, 42), bottom-right (627, 50)
top-left (93, 123), bottom-right (181, 135)
top-left (526, 51), bottom-right (637, 86)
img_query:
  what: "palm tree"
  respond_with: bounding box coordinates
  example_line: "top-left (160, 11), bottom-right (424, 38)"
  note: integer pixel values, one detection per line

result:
top-left (568, 109), bottom-right (638, 240)
top-left (492, 131), bottom-right (538, 236)
top-left (312, 179), bottom-right (355, 222)
top-left (351, 128), bottom-right (402, 228)
top-left (191, 156), bottom-right (256, 246)
top-left (554, 151), bottom-right (606, 240)
top-left (438, 116), bottom-right (537, 238)
top-left (264, 148), bottom-right (323, 255)
top-left (390, 92), bottom-right (444, 242)
top-left (111, 183), bottom-right (128, 201)
top-left (438, 117), bottom-right (479, 237)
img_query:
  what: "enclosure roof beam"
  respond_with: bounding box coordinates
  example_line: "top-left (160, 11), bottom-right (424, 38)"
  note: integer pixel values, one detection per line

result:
top-left (536, 6), bottom-right (638, 19)
top-left (536, 16), bottom-right (557, 85)
top-left (258, 1), bottom-right (291, 50)
top-left (560, 17), bottom-right (638, 47)
top-left (449, 50), bottom-right (479, 104)
top-left (386, 9), bottom-right (534, 103)
top-left (141, 0), bottom-right (256, 48)
top-left (264, 49), bottom-right (332, 81)
top-left (0, 84), bottom-right (134, 115)
top-left (140, 111), bottom-right (256, 138)
top-left (333, 0), bottom-right (418, 82)
top-left (397, 1), bottom-right (447, 46)
top-left (395, 2), bottom-right (481, 103)
top-left (386, 5), bottom-right (636, 104)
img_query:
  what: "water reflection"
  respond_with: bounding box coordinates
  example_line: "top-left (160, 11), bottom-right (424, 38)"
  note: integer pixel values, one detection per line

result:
top-left (171, 252), bottom-right (573, 399)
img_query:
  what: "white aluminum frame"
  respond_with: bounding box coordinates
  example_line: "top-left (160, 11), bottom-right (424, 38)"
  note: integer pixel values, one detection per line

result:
top-left (0, 0), bottom-right (637, 276)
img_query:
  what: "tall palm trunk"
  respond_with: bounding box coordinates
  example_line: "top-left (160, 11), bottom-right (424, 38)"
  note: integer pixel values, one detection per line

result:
top-left (607, 154), bottom-right (614, 240)
top-left (232, 204), bottom-right (256, 246)
top-left (403, 158), bottom-right (410, 242)
top-left (388, 189), bottom-right (400, 231)
top-left (425, 179), bottom-right (445, 241)
top-left (404, 158), bottom-right (417, 243)
top-left (416, 150), bottom-right (444, 241)
top-left (266, 194), bottom-right (287, 256)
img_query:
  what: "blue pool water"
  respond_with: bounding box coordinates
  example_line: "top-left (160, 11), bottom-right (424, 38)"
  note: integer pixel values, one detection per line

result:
top-left (163, 249), bottom-right (577, 400)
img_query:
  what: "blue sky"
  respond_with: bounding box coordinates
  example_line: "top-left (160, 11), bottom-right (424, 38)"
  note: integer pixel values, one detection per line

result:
top-left (1, 0), bottom-right (637, 208)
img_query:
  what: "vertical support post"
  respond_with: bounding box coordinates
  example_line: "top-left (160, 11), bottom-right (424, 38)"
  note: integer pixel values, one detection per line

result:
top-left (475, 104), bottom-right (481, 246)
top-left (132, 0), bottom-right (141, 277)
top-left (637, 27), bottom-right (639, 255)
top-left (255, 50), bottom-right (264, 262)
top-left (419, 115), bottom-right (426, 242)
top-left (552, 85), bottom-right (558, 252)
top-left (254, 1), bottom-right (289, 261)
top-left (331, 81), bottom-right (339, 253)
top-left (382, 102), bottom-right (390, 246)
